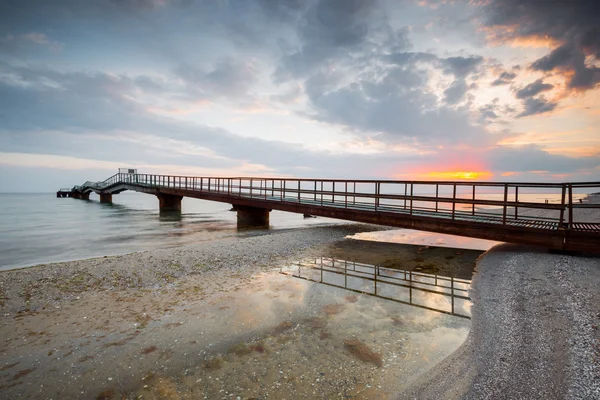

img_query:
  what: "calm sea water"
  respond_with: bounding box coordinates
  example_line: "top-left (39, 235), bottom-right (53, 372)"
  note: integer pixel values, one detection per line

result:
top-left (0, 191), bottom-right (584, 271)
top-left (0, 192), bottom-right (343, 271)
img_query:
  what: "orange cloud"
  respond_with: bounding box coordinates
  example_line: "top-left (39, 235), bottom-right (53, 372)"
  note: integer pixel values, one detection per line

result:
top-left (480, 25), bottom-right (563, 49)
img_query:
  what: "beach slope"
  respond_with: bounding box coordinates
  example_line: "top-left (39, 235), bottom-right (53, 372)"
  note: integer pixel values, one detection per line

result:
top-left (399, 244), bottom-right (600, 399)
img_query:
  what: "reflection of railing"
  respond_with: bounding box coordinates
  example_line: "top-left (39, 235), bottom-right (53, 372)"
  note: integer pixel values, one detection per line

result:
top-left (71, 173), bottom-right (600, 232)
top-left (280, 257), bottom-right (472, 319)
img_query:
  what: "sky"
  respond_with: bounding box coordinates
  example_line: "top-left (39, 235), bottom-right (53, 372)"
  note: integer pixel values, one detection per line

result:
top-left (0, 0), bottom-right (599, 192)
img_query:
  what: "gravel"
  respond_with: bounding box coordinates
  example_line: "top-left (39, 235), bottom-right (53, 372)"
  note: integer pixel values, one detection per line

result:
top-left (398, 245), bottom-right (600, 399)
top-left (0, 224), bottom-right (379, 313)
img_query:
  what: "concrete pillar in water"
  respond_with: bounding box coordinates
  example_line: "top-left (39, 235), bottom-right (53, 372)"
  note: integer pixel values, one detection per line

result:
top-left (156, 193), bottom-right (183, 212)
top-left (236, 205), bottom-right (270, 227)
top-left (99, 193), bottom-right (112, 203)
top-left (80, 192), bottom-right (90, 200)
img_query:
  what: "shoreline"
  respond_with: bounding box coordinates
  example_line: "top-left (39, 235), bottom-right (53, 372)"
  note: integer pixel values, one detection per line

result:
top-left (0, 220), bottom-right (350, 273)
top-left (0, 223), bottom-right (478, 399)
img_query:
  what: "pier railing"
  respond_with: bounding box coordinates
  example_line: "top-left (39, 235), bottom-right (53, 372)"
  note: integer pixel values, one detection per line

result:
top-left (281, 257), bottom-right (472, 318)
top-left (74, 173), bottom-right (600, 232)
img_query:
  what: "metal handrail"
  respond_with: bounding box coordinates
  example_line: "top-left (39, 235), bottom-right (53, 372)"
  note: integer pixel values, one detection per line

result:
top-left (70, 173), bottom-right (600, 231)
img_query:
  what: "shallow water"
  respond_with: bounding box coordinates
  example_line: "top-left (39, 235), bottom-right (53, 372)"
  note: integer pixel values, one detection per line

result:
top-left (348, 229), bottom-right (501, 251)
top-left (126, 259), bottom-right (473, 399)
top-left (0, 192), bottom-right (342, 270)
top-left (0, 256), bottom-right (475, 399)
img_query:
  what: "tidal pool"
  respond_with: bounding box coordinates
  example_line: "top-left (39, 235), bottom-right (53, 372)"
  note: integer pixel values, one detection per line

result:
top-left (130, 258), bottom-right (473, 399)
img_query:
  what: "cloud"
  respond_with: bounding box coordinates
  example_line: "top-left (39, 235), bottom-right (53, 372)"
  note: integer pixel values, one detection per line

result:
top-left (444, 79), bottom-right (468, 104)
top-left (478, 99), bottom-right (500, 123)
top-left (515, 79), bottom-right (553, 99)
top-left (482, 0), bottom-right (600, 91)
top-left (442, 56), bottom-right (484, 78)
top-left (491, 70), bottom-right (517, 86)
top-left (488, 145), bottom-right (598, 174)
top-left (517, 96), bottom-right (557, 118)
top-left (274, 0), bottom-right (399, 81)
top-left (175, 57), bottom-right (259, 101)
top-left (0, 32), bottom-right (63, 54)
top-left (305, 71), bottom-right (486, 146)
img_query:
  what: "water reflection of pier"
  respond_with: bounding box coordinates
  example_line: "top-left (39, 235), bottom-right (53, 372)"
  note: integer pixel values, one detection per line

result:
top-left (280, 257), bottom-right (472, 319)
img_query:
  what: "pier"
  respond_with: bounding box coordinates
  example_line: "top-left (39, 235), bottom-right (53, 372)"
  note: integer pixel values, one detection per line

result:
top-left (59, 171), bottom-right (600, 252)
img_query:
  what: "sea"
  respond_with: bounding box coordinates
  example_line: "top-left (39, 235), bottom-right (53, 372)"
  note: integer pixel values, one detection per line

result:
top-left (0, 190), bottom-right (586, 271)
top-left (0, 192), bottom-right (343, 271)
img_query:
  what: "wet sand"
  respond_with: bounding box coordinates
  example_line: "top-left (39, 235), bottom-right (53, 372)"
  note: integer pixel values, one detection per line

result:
top-left (0, 224), bottom-right (478, 399)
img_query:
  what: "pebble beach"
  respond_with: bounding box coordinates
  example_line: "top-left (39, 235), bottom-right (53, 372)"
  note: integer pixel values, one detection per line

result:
top-left (1, 206), bottom-right (599, 399)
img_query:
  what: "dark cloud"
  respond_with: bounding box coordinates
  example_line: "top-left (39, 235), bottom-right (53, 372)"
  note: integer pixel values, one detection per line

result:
top-left (444, 79), bottom-right (468, 104)
top-left (482, 0), bottom-right (600, 90)
top-left (491, 71), bottom-right (517, 86)
top-left (442, 56), bottom-right (484, 78)
top-left (488, 145), bottom-right (598, 174)
top-left (517, 96), bottom-right (557, 118)
top-left (385, 51), bottom-right (438, 66)
top-left (175, 58), bottom-right (258, 100)
top-left (478, 99), bottom-right (500, 124)
top-left (515, 79), bottom-right (553, 99)
top-left (304, 66), bottom-right (486, 145)
top-left (274, 0), bottom-right (397, 81)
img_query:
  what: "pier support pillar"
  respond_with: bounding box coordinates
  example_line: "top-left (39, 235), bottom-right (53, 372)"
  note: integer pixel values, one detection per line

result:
top-left (236, 205), bottom-right (270, 228)
top-left (157, 193), bottom-right (182, 212)
top-left (80, 192), bottom-right (90, 200)
top-left (100, 193), bottom-right (112, 204)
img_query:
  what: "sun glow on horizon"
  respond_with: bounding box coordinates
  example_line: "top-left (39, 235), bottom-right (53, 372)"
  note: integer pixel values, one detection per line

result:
top-left (421, 171), bottom-right (493, 180)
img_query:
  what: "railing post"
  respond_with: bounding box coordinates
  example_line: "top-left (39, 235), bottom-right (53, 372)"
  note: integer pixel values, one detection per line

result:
top-left (435, 184), bottom-right (439, 213)
top-left (409, 183), bottom-right (413, 215)
top-left (250, 178), bottom-right (253, 198)
top-left (559, 184), bottom-right (566, 228)
top-left (451, 276), bottom-right (455, 314)
top-left (332, 181), bottom-right (335, 204)
top-left (568, 184), bottom-right (573, 230)
top-left (502, 183), bottom-right (508, 225)
top-left (321, 181), bottom-right (323, 205)
top-left (282, 180), bottom-right (285, 200)
top-left (314, 181), bottom-right (317, 201)
top-left (409, 271), bottom-right (412, 303)
top-left (452, 183), bottom-right (456, 220)
top-left (374, 263), bottom-right (377, 296)
top-left (472, 185), bottom-right (475, 216)
top-left (375, 182), bottom-right (380, 211)
top-left (298, 180), bottom-right (300, 202)
top-left (514, 186), bottom-right (519, 219)
top-left (345, 181), bottom-right (348, 209)
top-left (344, 260), bottom-right (347, 288)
